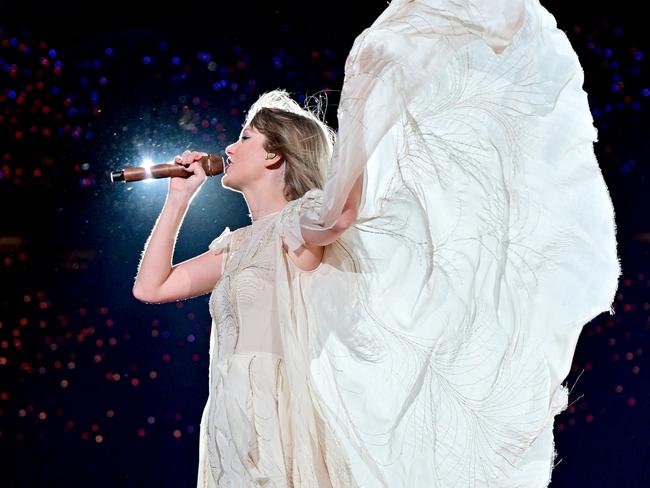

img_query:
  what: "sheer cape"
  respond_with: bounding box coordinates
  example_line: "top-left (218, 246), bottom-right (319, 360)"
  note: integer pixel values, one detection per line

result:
top-left (266, 0), bottom-right (620, 486)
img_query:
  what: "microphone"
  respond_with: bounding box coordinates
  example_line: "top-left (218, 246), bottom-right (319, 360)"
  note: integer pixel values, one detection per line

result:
top-left (110, 153), bottom-right (225, 183)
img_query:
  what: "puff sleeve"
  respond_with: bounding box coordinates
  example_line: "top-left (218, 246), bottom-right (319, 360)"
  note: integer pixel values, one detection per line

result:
top-left (278, 188), bottom-right (325, 253)
top-left (208, 226), bottom-right (235, 276)
top-left (208, 226), bottom-right (232, 255)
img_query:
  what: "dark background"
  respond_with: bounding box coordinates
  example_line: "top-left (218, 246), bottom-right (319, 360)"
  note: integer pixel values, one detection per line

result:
top-left (0, 0), bottom-right (648, 486)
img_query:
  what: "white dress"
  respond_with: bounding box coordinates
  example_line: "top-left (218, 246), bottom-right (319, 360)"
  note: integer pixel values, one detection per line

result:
top-left (197, 210), bottom-right (356, 487)
top-left (198, 0), bottom-right (621, 486)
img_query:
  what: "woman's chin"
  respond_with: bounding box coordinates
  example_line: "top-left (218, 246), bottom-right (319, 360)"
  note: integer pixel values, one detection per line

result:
top-left (221, 174), bottom-right (237, 190)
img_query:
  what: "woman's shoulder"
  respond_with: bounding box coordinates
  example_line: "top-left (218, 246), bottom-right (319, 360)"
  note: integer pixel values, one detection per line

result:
top-left (299, 187), bottom-right (325, 203)
top-left (279, 188), bottom-right (325, 219)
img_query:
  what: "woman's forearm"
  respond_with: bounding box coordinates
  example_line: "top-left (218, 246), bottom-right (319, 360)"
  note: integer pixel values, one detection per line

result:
top-left (337, 171), bottom-right (363, 230)
top-left (132, 194), bottom-right (191, 300)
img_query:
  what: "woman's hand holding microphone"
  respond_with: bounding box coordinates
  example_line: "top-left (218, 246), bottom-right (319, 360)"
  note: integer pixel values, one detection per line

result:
top-left (168, 150), bottom-right (209, 201)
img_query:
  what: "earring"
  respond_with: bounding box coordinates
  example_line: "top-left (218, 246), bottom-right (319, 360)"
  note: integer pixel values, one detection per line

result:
top-left (264, 152), bottom-right (276, 160)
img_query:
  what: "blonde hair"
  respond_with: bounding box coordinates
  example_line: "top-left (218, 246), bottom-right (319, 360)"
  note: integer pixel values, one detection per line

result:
top-left (241, 88), bottom-right (336, 201)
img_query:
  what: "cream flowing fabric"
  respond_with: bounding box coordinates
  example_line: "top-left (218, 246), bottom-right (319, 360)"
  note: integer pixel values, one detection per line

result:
top-left (271, 0), bottom-right (621, 486)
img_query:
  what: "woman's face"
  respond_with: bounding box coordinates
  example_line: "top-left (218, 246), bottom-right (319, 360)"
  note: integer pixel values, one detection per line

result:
top-left (222, 125), bottom-right (270, 190)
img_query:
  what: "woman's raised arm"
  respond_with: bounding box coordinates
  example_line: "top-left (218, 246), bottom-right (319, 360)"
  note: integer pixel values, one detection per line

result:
top-left (133, 192), bottom-right (224, 304)
top-left (298, 172), bottom-right (364, 248)
top-left (132, 151), bottom-right (219, 303)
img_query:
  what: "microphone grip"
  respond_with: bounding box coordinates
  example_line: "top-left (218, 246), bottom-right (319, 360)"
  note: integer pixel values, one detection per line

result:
top-left (110, 154), bottom-right (225, 183)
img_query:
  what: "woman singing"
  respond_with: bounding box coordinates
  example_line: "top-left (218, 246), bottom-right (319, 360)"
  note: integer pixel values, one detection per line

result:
top-left (134, 89), bottom-right (361, 486)
top-left (133, 0), bottom-right (620, 486)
